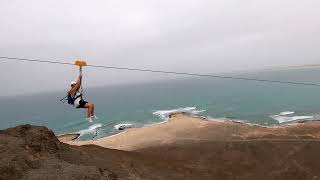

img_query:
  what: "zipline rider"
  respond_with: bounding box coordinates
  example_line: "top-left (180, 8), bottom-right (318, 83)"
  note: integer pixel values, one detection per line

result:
top-left (68, 74), bottom-right (96, 123)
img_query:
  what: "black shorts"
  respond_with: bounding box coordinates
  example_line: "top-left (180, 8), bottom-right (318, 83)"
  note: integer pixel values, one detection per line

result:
top-left (76, 99), bottom-right (88, 108)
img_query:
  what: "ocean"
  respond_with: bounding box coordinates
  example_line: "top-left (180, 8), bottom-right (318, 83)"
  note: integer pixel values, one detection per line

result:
top-left (1, 68), bottom-right (320, 140)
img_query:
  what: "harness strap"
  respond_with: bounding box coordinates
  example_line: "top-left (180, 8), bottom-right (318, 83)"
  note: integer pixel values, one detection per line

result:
top-left (74, 93), bottom-right (82, 100)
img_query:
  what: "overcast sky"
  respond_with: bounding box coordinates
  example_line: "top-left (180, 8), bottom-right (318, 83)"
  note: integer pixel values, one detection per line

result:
top-left (0, 0), bottom-right (319, 96)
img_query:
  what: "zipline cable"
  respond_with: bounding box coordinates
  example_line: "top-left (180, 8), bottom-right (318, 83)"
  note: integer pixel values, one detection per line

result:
top-left (1, 56), bottom-right (320, 87)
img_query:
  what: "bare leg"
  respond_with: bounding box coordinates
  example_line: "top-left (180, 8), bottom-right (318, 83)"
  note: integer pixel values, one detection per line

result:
top-left (84, 103), bottom-right (92, 118)
top-left (90, 104), bottom-right (95, 117)
top-left (84, 103), bottom-right (94, 118)
top-left (87, 107), bottom-right (91, 118)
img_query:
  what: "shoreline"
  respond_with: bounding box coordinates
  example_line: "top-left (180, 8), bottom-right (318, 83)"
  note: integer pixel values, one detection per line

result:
top-left (59, 113), bottom-right (320, 151)
top-left (57, 112), bottom-right (318, 141)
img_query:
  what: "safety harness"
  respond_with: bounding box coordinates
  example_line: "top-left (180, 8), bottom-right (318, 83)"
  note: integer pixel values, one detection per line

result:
top-left (67, 93), bottom-right (82, 105)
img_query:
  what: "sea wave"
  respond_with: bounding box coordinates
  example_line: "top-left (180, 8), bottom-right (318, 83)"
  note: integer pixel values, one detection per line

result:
top-left (78, 123), bottom-right (103, 136)
top-left (279, 111), bottom-right (295, 116)
top-left (114, 123), bottom-right (134, 130)
top-left (153, 107), bottom-right (206, 120)
top-left (270, 111), bottom-right (314, 124)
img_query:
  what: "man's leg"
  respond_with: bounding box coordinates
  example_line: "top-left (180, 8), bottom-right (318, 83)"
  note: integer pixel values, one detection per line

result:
top-left (84, 103), bottom-right (94, 118)
top-left (91, 103), bottom-right (95, 117)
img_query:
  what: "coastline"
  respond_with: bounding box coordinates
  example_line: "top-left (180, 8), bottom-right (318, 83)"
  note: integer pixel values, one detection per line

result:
top-left (60, 113), bottom-right (320, 151)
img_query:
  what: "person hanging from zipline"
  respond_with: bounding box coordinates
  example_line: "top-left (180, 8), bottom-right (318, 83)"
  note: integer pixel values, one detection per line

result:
top-left (67, 74), bottom-right (96, 122)
top-left (63, 60), bottom-right (97, 123)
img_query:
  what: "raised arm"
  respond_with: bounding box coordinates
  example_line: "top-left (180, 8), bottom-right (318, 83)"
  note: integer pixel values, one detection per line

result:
top-left (68, 75), bottom-right (82, 95)
top-left (74, 75), bottom-right (82, 91)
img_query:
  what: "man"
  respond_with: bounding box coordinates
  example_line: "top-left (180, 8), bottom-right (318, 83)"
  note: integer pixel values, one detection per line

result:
top-left (67, 74), bottom-right (96, 122)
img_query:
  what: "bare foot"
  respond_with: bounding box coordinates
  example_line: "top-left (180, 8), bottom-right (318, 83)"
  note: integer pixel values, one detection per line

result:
top-left (86, 117), bottom-right (93, 123)
top-left (91, 115), bottom-right (98, 120)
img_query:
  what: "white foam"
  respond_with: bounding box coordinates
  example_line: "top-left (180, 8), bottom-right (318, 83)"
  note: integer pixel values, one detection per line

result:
top-left (279, 111), bottom-right (295, 116)
top-left (153, 107), bottom-right (206, 120)
top-left (270, 112), bottom-right (313, 123)
top-left (88, 123), bottom-right (103, 130)
top-left (78, 123), bottom-right (103, 135)
top-left (114, 123), bottom-right (134, 130)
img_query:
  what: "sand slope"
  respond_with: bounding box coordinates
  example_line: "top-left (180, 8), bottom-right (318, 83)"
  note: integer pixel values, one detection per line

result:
top-left (64, 114), bottom-right (320, 151)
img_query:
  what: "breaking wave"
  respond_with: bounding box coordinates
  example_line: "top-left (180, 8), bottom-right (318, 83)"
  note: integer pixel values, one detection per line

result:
top-left (78, 123), bottom-right (103, 136)
top-left (153, 107), bottom-right (206, 120)
top-left (279, 111), bottom-right (295, 116)
top-left (114, 123), bottom-right (134, 130)
top-left (270, 111), bottom-right (314, 124)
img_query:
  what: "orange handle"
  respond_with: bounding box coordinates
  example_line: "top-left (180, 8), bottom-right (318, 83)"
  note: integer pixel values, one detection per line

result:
top-left (75, 60), bottom-right (87, 67)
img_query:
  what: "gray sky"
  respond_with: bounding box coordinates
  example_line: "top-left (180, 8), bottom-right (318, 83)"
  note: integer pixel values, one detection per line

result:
top-left (1, 0), bottom-right (320, 96)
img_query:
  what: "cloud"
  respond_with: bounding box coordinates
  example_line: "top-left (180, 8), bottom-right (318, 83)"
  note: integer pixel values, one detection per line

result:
top-left (0, 0), bottom-right (319, 96)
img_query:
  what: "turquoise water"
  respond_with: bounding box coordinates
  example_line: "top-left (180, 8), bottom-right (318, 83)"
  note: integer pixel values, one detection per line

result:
top-left (1, 69), bottom-right (320, 140)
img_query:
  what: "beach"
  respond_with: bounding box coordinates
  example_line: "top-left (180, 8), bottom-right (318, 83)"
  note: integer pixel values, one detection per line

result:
top-left (61, 113), bottom-right (320, 151)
